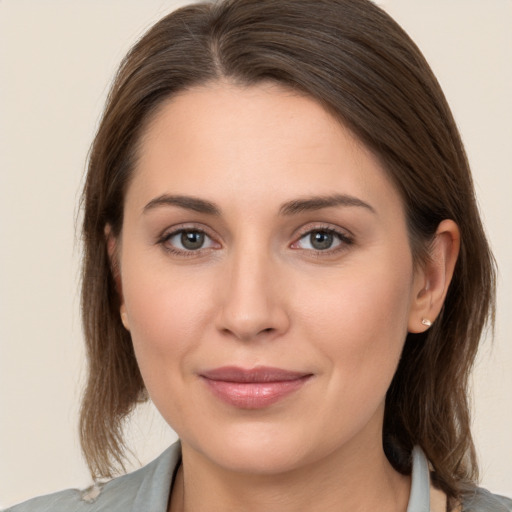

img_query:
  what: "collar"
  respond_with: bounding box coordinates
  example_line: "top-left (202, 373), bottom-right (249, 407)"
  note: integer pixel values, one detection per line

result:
top-left (408, 445), bottom-right (448, 512)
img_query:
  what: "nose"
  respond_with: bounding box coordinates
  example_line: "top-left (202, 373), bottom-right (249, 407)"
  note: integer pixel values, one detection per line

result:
top-left (215, 247), bottom-right (290, 342)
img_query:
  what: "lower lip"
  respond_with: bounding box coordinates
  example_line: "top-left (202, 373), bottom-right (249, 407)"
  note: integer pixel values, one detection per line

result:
top-left (202, 376), bottom-right (312, 409)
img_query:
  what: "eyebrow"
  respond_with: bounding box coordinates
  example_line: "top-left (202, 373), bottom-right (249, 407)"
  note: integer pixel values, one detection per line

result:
top-left (143, 194), bottom-right (221, 215)
top-left (142, 193), bottom-right (375, 216)
top-left (279, 194), bottom-right (376, 215)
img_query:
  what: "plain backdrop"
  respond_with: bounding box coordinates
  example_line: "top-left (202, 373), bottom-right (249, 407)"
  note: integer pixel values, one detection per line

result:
top-left (0, 0), bottom-right (511, 508)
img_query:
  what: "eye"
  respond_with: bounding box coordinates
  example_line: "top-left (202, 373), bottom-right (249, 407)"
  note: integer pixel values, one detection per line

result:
top-left (293, 228), bottom-right (352, 252)
top-left (161, 229), bottom-right (217, 252)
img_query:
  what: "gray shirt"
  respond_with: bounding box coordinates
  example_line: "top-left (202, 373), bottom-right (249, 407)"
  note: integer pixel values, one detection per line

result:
top-left (4, 442), bottom-right (511, 512)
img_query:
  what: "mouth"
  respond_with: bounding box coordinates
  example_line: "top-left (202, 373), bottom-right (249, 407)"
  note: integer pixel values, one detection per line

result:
top-left (199, 366), bottom-right (313, 409)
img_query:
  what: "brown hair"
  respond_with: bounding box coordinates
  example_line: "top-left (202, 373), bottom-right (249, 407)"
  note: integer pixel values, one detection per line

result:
top-left (80, 0), bottom-right (496, 499)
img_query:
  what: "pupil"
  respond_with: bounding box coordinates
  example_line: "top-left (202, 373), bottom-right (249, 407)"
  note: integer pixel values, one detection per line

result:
top-left (311, 231), bottom-right (333, 250)
top-left (181, 231), bottom-right (204, 250)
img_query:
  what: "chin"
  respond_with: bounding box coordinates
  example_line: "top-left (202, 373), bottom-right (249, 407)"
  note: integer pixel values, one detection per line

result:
top-left (179, 421), bottom-right (310, 474)
top-left (212, 441), bottom-right (310, 475)
top-left (181, 417), bottom-right (354, 476)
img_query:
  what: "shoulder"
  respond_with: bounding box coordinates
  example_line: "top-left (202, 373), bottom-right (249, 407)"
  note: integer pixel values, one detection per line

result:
top-left (461, 487), bottom-right (512, 512)
top-left (2, 442), bottom-right (181, 512)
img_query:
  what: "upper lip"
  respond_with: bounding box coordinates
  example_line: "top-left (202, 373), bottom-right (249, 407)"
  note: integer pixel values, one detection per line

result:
top-left (200, 366), bottom-right (312, 383)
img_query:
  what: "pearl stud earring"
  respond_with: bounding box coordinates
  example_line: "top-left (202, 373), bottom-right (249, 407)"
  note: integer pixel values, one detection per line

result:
top-left (421, 318), bottom-right (432, 327)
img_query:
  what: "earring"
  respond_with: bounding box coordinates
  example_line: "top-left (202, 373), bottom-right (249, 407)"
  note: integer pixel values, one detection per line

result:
top-left (421, 318), bottom-right (432, 327)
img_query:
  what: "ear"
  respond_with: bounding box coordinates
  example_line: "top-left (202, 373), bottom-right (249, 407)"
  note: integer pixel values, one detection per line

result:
top-left (105, 224), bottom-right (130, 331)
top-left (408, 219), bottom-right (460, 333)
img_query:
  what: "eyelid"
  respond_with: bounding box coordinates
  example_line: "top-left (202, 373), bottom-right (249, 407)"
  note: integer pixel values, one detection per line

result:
top-left (294, 222), bottom-right (353, 239)
top-left (157, 223), bottom-right (222, 255)
top-left (290, 223), bottom-right (354, 252)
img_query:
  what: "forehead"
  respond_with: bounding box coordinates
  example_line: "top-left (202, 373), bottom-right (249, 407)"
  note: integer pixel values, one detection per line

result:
top-left (128, 81), bottom-right (403, 219)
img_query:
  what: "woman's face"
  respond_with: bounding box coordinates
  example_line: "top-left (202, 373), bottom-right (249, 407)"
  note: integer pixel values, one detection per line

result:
top-left (116, 82), bottom-right (426, 474)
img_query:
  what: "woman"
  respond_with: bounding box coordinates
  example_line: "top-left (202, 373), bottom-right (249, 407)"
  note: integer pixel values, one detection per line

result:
top-left (5, 0), bottom-right (511, 511)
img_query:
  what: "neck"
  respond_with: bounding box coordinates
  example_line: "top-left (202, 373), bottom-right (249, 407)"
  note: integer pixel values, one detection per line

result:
top-left (169, 437), bottom-right (410, 512)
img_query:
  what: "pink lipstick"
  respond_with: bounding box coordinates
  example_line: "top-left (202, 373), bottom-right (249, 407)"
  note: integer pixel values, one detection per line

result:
top-left (200, 366), bottom-right (312, 409)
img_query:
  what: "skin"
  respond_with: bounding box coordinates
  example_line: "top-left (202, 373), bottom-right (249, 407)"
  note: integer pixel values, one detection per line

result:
top-left (111, 82), bottom-right (459, 512)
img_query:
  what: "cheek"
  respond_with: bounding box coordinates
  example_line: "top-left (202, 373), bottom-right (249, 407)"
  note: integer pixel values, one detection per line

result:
top-left (121, 259), bottom-right (216, 379)
top-left (296, 254), bottom-right (414, 386)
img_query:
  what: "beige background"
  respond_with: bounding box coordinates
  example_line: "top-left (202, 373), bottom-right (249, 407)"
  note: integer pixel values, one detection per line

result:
top-left (0, 0), bottom-right (511, 508)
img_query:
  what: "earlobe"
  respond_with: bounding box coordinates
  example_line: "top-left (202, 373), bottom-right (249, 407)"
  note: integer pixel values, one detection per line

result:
top-left (408, 219), bottom-right (460, 333)
top-left (105, 224), bottom-right (130, 331)
top-left (120, 305), bottom-right (130, 331)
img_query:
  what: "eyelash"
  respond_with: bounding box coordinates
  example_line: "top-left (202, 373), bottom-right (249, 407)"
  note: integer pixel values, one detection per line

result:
top-left (292, 225), bottom-right (354, 256)
top-left (157, 225), bottom-right (218, 258)
top-left (156, 224), bottom-right (354, 257)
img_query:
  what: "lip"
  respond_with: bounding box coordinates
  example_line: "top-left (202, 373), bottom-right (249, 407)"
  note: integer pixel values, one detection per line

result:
top-left (199, 366), bottom-right (313, 409)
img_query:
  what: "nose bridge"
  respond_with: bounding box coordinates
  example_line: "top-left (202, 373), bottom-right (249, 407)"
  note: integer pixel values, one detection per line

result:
top-left (217, 238), bottom-right (288, 341)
